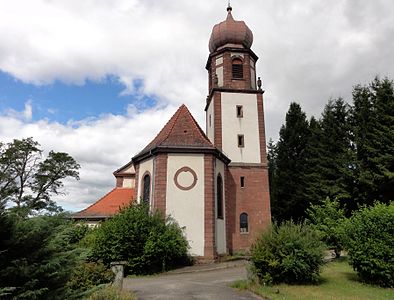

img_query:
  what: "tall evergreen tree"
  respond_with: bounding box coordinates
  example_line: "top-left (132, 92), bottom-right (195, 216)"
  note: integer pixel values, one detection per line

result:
top-left (317, 99), bottom-right (355, 211)
top-left (352, 77), bottom-right (394, 206)
top-left (271, 102), bottom-right (311, 222)
top-left (302, 116), bottom-right (324, 206)
top-left (267, 139), bottom-right (277, 208)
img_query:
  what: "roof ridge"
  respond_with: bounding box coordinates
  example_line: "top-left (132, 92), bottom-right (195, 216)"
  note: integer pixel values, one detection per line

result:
top-left (184, 105), bottom-right (214, 146)
top-left (161, 104), bottom-right (185, 145)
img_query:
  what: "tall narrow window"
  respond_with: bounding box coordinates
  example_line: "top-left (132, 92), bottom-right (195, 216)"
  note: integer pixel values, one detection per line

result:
top-left (217, 174), bottom-right (223, 219)
top-left (240, 213), bottom-right (248, 233)
top-left (240, 176), bottom-right (245, 188)
top-left (236, 105), bottom-right (243, 118)
top-left (232, 58), bottom-right (243, 79)
top-left (238, 134), bottom-right (244, 148)
top-left (142, 174), bottom-right (151, 204)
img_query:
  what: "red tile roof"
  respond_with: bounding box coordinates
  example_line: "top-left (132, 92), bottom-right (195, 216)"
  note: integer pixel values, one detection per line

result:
top-left (72, 188), bottom-right (135, 219)
top-left (137, 104), bottom-right (214, 155)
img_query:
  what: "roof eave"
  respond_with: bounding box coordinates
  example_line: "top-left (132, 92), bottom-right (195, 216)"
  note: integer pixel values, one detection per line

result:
top-left (71, 215), bottom-right (111, 220)
top-left (132, 145), bottom-right (231, 165)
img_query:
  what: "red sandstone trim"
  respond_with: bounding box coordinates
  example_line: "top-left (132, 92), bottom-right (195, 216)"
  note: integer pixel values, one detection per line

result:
top-left (257, 93), bottom-right (268, 164)
top-left (174, 166), bottom-right (198, 191)
top-left (213, 93), bottom-right (222, 149)
top-left (134, 163), bottom-right (140, 200)
top-left (153, 153), bottom-right (168, 213)
top-left (204, 154), bottom-right (216, 259)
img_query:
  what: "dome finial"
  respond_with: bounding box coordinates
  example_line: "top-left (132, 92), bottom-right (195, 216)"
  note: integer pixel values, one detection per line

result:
top-left (227, 0), bottom-right (232, 12)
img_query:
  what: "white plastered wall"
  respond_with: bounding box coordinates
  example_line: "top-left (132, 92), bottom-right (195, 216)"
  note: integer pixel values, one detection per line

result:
top-left (166, 154), bottom-right (205, 256)
top-left (216, 66), bottom-right (224, 87)
top-left (215, 159), bottom-right (226, 254)
top-left (136, 158), bottom-right (153, 203)
top-left (206, 99), bottom-right (215, 144)
top-left (221, 92), bottom-right (261, 163)
top-left (123, 177), bottom-right (135, 188)
top-left (124, 165), bottom-right (135, 173)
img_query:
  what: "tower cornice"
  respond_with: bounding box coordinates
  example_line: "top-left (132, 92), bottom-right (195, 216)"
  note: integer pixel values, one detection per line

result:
top-left (206, 46), bottom-right (259, 70)
top-left (205, 87), bottom-right (264, 112)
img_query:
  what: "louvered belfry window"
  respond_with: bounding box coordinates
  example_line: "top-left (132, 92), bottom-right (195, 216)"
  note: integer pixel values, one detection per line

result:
top-left (232, 58), bottom-right (243, 79)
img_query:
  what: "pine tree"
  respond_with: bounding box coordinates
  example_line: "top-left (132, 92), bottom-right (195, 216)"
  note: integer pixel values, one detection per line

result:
top-left (267, 139), bottom-right (277, 208)
top-left (352, 77), bottom-right (394, 206)
top-left (286, 99), bottom-right (355, 217)
top-left (302, 116), bottom-right (324, 207)
top-left (271, 103), bottom-right (311, 222)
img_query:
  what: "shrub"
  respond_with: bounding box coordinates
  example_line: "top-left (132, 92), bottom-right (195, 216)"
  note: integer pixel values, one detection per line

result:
top-left (0, 214), bottom-right (82, 299)
top-left (90, 202), bottom-right (189, 275)
top-left (250, 221), bottom-right (326, 285)
top-left (345, 202), bottom-right (394, 287)
top-left (307, 197), bottom-right (347, 257)
top-left (67, 261), bottom-right (114, 292)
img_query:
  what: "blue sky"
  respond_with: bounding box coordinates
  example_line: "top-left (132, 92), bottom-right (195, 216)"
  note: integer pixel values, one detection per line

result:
top-left (0, 71), bottom-right (157, 124)
top-left (0, 0), bottom-right (393, 211)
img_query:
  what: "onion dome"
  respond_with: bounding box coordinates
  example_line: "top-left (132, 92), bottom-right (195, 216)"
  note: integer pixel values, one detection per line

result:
top-left (208, 6), bottom-right (253, 53)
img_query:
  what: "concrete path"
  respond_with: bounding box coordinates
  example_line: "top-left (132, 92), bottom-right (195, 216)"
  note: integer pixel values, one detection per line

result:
top-left (123, 260), bottom-right (261, 300)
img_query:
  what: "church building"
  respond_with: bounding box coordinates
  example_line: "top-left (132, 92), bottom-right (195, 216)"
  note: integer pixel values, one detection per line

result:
top-left (73, 6), bottom-right (271, 260)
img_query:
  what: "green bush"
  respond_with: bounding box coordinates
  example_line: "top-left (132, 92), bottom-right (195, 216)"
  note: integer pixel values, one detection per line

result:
top-left (307, 198), bottom-right (347, 257)
top-left (250, 221), bottom-right (326, 285)
top-left (345, 202), bottom-right (394, 287)
top-left (67, 261), bottom-right (114, 292)
top-left (0, 214), bottom-right (83, 299)
top-left (90, 202), bottom-right (190, 275)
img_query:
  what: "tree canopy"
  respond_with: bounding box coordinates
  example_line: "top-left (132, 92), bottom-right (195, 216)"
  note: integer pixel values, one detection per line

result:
top-left (269, 77), bottom-right (394, 222)
top-left (0, 137), bottom-right (80, 215)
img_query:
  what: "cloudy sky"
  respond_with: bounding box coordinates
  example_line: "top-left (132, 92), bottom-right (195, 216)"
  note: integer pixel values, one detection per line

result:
top-left (0, 0), bottom-right (393, 211)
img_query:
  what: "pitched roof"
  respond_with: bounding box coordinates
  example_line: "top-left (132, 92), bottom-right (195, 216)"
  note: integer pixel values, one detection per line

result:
top-left (137, 104), bottom-right (214, 155)
top-left (113, 161), bottom-right (135, 176)
top-left (72, 188), bottom-right (135, 219)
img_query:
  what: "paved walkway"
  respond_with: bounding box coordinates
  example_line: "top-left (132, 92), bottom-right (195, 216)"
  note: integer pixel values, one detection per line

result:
top-left (123, 260), bottom-right (261, 300)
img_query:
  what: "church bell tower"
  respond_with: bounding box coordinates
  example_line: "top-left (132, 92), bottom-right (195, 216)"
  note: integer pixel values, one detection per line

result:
top-left (205, 5), bottom-right (271, 252)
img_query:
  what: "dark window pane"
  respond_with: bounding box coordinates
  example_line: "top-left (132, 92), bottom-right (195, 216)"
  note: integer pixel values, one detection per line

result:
top-left (240, 213), bottom-right (248, 233)
top-left (217, 175), bottom-right (223, 219)
top-left (143, 174), bottom-right (150, 204)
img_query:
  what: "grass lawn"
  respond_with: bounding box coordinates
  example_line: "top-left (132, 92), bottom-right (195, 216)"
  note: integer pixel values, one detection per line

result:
top-left (232, 258), bottom-right (393, 300)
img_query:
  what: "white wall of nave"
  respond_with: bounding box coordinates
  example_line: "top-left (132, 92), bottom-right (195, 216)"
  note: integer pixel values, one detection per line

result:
top-left (166, 154), bottom-right (205, 256)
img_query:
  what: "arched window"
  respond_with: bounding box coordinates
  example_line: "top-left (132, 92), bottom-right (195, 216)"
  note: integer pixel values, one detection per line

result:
top-left (217, 174), bottom-right (223, 219)
top-left (240, 213), bottom-right (248, 233)
top-left (232, 58), bottom-right (243, 79)
top-left (142, 173), bottom-right (151, 204)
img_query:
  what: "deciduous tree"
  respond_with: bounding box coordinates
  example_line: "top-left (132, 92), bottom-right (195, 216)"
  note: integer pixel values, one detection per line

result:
top-left (0, 138), bottom-right (80, 214)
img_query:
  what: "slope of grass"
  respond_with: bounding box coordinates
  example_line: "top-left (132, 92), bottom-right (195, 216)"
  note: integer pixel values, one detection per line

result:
top-left (233, 258), bottom-right (393, 300)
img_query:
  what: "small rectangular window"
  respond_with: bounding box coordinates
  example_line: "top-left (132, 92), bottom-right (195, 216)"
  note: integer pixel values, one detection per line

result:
top-left (236, 105), bottom-right (243, 118)
top-left (238, 134), bottom-right (244, 148)
top-left (209, 115), bottom-right (212, 127)
top-left (240, 176), bottom-right (245, 188)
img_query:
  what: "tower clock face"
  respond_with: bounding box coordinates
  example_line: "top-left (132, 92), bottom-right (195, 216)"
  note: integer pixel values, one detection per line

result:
top-left (174, 167), bottom-right (198, 191)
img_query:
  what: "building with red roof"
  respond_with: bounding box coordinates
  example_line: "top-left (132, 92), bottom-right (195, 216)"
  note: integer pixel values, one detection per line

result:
top-left (74, 5), bottom-right (271, 259)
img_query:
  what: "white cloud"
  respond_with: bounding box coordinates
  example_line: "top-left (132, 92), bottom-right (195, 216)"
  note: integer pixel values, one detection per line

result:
top-left (1, 99), bottom-right (33, 121)
top-left (0, 0), bottom-right (393, 210)
top-left (0, 103), bottom-right (178, 211)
